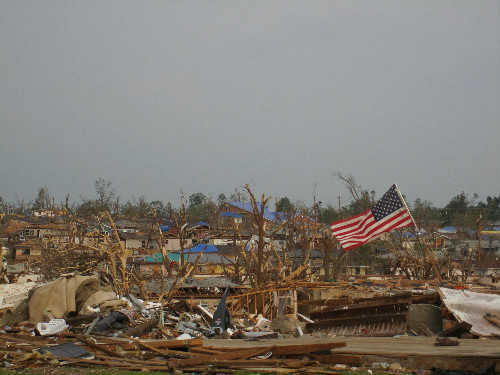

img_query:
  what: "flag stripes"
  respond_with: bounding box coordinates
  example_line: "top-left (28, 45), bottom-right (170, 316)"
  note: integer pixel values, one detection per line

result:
top-left (330, 184), bottom-right (414, 251)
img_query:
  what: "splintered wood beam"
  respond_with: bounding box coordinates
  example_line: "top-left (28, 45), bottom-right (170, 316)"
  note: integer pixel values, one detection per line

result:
top-left (188, 347), bottom-right (227, 355)
top-left (75, 335), bottom-right (125, 358)
top-left (100, 337), bottom-right (203, 351)
top-left (169, 346), bottom-right (271, 368)
top-left (124, 318), bottom-right (159, 338)
top-left (50, 356), bottom-right (172, 371)
top-left (203, 342), bottom-right (347, 356)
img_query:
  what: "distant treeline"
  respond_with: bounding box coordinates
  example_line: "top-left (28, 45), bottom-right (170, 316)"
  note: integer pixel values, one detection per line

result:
top-left (1, 179), bottom-right (499, 228)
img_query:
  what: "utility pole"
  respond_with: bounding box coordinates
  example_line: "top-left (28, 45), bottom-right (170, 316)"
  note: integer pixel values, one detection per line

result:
top-left (478, 210), bottom-right (482, 263)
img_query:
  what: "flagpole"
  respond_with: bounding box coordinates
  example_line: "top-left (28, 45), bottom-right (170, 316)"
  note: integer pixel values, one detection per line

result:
top-left (394, 183), bottom-right (418, 230)
top-left (394, 184), bottom-right (444, 285)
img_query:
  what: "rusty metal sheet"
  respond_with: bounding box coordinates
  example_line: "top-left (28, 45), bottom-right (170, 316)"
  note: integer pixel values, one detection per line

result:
top-left (438, 287), bottom-right (500, 337)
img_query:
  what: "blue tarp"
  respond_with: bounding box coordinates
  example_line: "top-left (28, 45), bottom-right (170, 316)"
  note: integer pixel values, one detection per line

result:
top-left (184, 243), bottom-right (219, 253)
top-left (159, 226), bottom-right (169, 233)
top-left (196, 221), bottom-right (209, 227)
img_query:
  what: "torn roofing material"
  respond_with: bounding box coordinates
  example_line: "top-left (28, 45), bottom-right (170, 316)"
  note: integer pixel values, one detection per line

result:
top-left (0, 281), bottom-right (39, 309)
top-left (438, 287), bottom-right (500, 337)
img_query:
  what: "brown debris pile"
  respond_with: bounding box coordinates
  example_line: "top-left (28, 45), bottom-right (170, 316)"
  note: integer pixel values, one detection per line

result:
top-left (0, 273), bottom-right (499, 373)
top-left (0, 332), bottom-right (352, 373)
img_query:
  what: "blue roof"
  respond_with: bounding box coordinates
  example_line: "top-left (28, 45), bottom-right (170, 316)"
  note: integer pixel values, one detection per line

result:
top-left (184, 243), bottom-right (219, 253)
top-left (226, 201), bottom-right (276, 221)
top-left (196, 221), bottom-right (209, 227)
top-left (159, 225), bottom-right (169, 233)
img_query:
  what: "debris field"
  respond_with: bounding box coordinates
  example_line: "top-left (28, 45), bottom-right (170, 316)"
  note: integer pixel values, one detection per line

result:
top-left (0, 273), bottom-right (499, 374)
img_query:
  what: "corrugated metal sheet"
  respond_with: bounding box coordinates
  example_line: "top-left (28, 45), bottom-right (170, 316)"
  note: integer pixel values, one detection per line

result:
top-left (306, 295), bottom-right (411, 336)
top-left (438, 287), bottom-right (500, 337)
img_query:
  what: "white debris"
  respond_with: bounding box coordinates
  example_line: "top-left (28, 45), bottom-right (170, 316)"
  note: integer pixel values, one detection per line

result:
top-left (36, 319), bottom-right (68, 336)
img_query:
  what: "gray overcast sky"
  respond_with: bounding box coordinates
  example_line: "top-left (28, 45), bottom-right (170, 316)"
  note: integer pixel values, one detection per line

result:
top-left (1, 1), bottom-right (499, 208)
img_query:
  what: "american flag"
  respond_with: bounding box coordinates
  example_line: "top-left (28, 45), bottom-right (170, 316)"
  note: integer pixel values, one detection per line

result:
top-left (331, 184), bottom-right (414, 251)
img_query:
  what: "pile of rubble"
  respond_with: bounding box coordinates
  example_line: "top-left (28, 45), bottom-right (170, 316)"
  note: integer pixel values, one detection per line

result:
top-left (0, 274), bottom-right (499, 373)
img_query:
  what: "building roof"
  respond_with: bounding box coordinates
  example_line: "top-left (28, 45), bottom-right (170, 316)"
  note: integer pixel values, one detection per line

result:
top-left (159, 225), bottom-right (170, 233)
top-left (114, 220), bottom-right (138, 228)
top-left (225, 201), bottom-right (277, 222)
top-left (184, 243), bottom-right (219, 253)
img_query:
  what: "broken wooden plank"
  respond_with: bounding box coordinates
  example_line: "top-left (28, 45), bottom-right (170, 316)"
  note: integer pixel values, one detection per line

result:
top-left (115, 332), bottom-right (199, 358)
top-left (125, 318), bottom-right (159, 338)
top-left (75, 335), bottom-right (125, 358)
top-left (99, 337), bottom-right (203, 351)
top-left (437, 321), bottom-right (472, 337)
top-left (202, 342), bottom-right (347, 357)
top-left (169, 346), bottom-right (270, 368)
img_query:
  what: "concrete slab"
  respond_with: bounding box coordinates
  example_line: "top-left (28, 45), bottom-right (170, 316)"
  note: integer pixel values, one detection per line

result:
top-left (204, 336), bottom-right (500, 371)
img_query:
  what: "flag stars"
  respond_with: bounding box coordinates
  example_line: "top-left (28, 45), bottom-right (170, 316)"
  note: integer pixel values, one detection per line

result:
top-left (371, 185), bottom-right (404, 221)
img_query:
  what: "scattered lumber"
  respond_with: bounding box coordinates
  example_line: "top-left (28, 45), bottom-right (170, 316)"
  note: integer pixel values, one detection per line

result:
top-left (0, 333), bottom-right (351, 373)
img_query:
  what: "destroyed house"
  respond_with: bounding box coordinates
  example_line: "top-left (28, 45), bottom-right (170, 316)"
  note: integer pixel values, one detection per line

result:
top-left (188, 221), bottom-right (210, 240)
top-left (8, 239), bottom-right (43, 273)
top-left (211, 233), bottom-right (251, 246)
top-left (127, 252), bottom-right (185, 274)
top-left (286, 248), bottom-right (323, 270)
top-left (1, 222), bottom-right (70, 271)
top-left (1, 222), bottom-right (68, 243)
top-left (185, 252), bottom-right (233, 275)
top-left (118, 232), bottom-right (194, 254)
top-left (219, 201), bottom-right (277, 230)
top-left (284, 213), bottom-right (320, 230)
top-left (391, 230), bottom-right (448, 248)
top-left (140, 277), bottom-right (246, 310)
top-left (114, 220), bottom-right (139, 233)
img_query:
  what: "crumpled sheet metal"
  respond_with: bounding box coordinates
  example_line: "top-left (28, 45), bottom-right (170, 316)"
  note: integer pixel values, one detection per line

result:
top-left (438, 287), bottom-right (500, 337)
